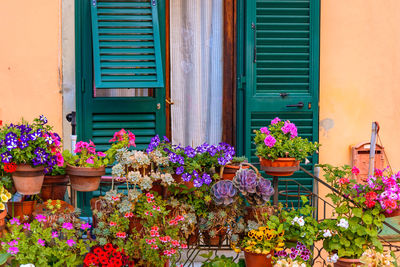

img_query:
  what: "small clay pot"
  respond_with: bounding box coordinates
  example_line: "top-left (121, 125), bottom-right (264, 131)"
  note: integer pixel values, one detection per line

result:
top-left (66, 165), bottom-right (105, 192)
top-left (202, 228), bottom-right (227, 246)
top-left (187, 229), bottom-right (200, 246)
top-left (40, 175), bottom-right (68, 201)
top-left (0, 209), bottom-right (7, 231)
top-left (244, 251), bottom-right (272, 267)
top-left (334, 258), bottom-right (362, 267)
top-left (222, 164), bottom-right (249, 180)
top-left (259, 157), bottom-right (300, 176)
top-left (129, 216), bottom-right (143, 234)
top-left (12, 164), bottom-right (44, 195)
top-left (7, 200), bottom-right (36, 220)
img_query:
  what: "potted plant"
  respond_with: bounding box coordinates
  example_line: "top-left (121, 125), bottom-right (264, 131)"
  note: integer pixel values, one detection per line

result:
top-left (64, 140), bottom-right (109, 192)
top-left (254, 117), bottom-right (319, 176)
top-left (318, 164), bottom-right (385, 266)
top-left (220, 156), bottom-right (249, 181)
top-left (32, 199), bottom-right (81, 227)
top-left (0, 180), bottom-right (11, 234)
top-left (40, 165), bottom-right (68, 201)
top-left (83, 243), bottom-right (135, 267)
top-left (0, 115), bottom-right (63, 195)
top-left (0, 214), bottom-right (94, 266)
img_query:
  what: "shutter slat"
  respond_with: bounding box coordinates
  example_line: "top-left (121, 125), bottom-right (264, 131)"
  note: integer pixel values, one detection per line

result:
top-left (92, 0), bottom-right (164, 88)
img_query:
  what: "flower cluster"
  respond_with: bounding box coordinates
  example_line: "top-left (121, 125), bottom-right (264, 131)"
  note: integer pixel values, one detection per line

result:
top-left (359, 249), bottom-right (395, 267)
top-left (274, 258), bottom-right (306, 267)
top-left (275, 242), bottom-right (311, 262)
top-left (0, 185), bottom-right (11, 210)
top-left (63, 140), bottom-right (108, 168)
top-left (241, 226), bottom-right (285, 254)
top-left (254, 117), bottom-right (319, 161)
top-left (109, 129), bottom-right (136, 148)
top-left (84, 243), bottom-right (134, 267)
top-left (0, 116), bottom-right (63, 174)
top-left (147, 136), bottom-right (235, 188)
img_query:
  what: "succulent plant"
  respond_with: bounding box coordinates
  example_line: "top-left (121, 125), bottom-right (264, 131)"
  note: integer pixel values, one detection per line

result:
top-left (211, 180), bottom-right (237, 205)
top-left (256, 178), bottom-right (274, 202)
top-left (232, 168), bottom-right (258, 194)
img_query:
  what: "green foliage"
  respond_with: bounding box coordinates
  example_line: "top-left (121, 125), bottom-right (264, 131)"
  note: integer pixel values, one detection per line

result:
top-left (318, 164), bottom-right (385, 259)
top-left (63, 149), bottom-right (109, 168)
top-left (200, 253), bottom-right (240, 267)
top-left (0, 217), bottom-right (94, 266)
top-left (254, 119), bottom-right (319, 161)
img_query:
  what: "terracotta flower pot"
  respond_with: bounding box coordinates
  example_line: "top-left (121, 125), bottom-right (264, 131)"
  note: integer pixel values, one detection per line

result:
top-left (187, 229), bottom-right (200, 246)
top-left (221, 164), bottom-right (249, 180)
top-left (7, 200), bottom-right (36, 220)
top-left (66, 165), bottom-right (105, 192)
top-left (40, 175), bottom-right (68, 201)
top-left (244, 251), bottom-right (272, 267)
top-left (0, 209), bottom-right (6, 230)
top-left (202, 228), bottom-right (227, 246)
top-left (12, 164), bottom-right (44, 195)
top-left (32, 200), bottom-right (76, 227)
top-left (385, 208), bottom-right (400, 218)
top-left (172, 174), bottom-right (194, 190)
top-left (259, 157), bottom-right (300, 176)
top-left (334, 258), bottom-right (362, 267)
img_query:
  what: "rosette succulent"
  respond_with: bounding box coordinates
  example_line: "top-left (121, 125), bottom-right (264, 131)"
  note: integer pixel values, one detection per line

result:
top-left (211, 180), bottom-right (237, 205)
top-left (233, 168), bottom-right (274, 205)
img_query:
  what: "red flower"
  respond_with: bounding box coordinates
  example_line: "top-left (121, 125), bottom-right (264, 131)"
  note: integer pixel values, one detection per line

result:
top-left (338, 177), bottom-right (350, 185)
top-left (93, 247), bottom-right (103, 256)
top-left (83, 253), bottom-right (99, 266)
top-left (351, 166), bottom-right (360, 175)
top-left (4, 162), bottom-right (17, 173)
top-left (0, 120), bottom-right (2, 126)
top-left (110, 258), bottom-right (123, 267)
top-left (99, 255), bottom-right (109, 265)
top-left (104, 243), bottom-right (114, 252)
top-left (365, 191), bottom-right (377, 201)
top-left (113, 251), bottom-right (123, 259)
top-left (365, 200), bottom-right (376, 208)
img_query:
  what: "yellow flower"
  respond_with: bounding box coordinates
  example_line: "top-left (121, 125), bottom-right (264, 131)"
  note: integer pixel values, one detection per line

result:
top-left (0, 194), bottom-right (8, 202)
top-left (0, 203), bottom-right (5, 210)
top-left (255, 248), bottom-right (261, 254)
top-left (262, 249), bottom-right (270, 254)
top-left (275, 247), bottom-right (284, 252)
top-left (5, 192), bottom-right (11, 199)
top-left (277, 242), bottom-right (285, 247)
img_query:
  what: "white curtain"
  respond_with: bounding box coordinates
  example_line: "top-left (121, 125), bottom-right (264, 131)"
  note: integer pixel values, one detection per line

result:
top-left (170, 0), bottom-right (223, 147)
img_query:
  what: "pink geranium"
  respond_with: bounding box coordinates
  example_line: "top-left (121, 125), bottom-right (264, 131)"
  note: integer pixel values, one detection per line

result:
top-left (109, 129), bottom-right (126, 142)
top-left (264, 135), bottom-right (276, 148)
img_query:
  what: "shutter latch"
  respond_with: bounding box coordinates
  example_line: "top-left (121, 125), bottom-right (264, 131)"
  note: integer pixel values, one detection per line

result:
top-left (152, 0), bottom-right (156, 6)
top-left (92, 0), bottom-right (96, 6)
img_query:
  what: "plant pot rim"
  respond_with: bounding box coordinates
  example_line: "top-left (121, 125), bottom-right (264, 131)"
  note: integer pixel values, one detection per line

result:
top-left (44, 174), bottom-right (67, 178)
top-left (16, 164), bottom-right (45, 170)
top-left (66, 164), bottom-right (105, 171)
top-left (259, 156), bottom-right (298, 162)
top-left (337, 257), bottom-right (361, 262)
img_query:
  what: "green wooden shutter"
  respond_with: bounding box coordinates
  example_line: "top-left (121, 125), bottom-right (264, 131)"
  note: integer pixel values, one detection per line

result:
top-left (91, 0), bottom-right (164, 88)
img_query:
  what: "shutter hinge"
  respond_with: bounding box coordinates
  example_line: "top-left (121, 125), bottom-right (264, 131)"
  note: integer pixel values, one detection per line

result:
top-left (92, 0), bottom-right (96, 6)
top-left (152, 0), bottom-right (156, 6)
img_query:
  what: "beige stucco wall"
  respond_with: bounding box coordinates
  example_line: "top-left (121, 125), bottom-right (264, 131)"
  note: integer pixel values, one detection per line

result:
top-left (320, 0), bottom-right (400, 169)
top-left (0, 0), bottom-right (62, 134)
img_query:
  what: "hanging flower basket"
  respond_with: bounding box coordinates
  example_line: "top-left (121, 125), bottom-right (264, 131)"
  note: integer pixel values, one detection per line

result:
top-left (12, 164), bottom-right (45, 195)
top-left (259, 157), bottom-right (300, 176)
top-left (66, 165), bottom-right (105, 192)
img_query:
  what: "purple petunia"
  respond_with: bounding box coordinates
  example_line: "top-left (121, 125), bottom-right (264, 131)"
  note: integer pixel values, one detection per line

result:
top-left (175, 166), bottom-right (184, 175)
top-left (182, 173), bottom-right (192, 182)
top-left (207, 145), bottom-right (218, 157)
top-left (218, 156), bottom-right (228, 166)
top-left (203, 173), bottom-right (212, 185)
top-left (1, 152), bottom-right (12, 163)
top-left (193, 178), bottom-right (204, 188)
top-left (184, 146), bottom-right (196, 158)
top-left (39, 115), bottom-right (48, 124)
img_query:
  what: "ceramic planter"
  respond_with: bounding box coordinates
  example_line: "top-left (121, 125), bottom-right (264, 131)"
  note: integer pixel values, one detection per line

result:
top-left (40, 174), bottom-right (68, 201)
top-left (66, 165), bottom-right (105, 192)
top-left (259, 157), bottom-right (300, 176)
top-left (244, 251), bottom-right (272, 267)
top-left (7, 200), bottom-right (36, 220)
top-left (334, 258), bottom-right (362, 267)
top-left (221, 164), bottom-right (249, 180)
top-left (12, 164), bottom-right (44, 195)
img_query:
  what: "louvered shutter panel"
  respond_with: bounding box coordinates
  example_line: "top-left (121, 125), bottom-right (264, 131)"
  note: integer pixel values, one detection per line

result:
top-left (255, 0), bottom-right (311, 95)
top-left (91, 0), bottom-right (164, 88)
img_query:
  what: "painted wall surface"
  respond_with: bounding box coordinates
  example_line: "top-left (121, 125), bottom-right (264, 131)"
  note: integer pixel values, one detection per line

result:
top-left (320, 0), bottom-right (400, 169)
top-left (0, 0), bottom-right (62, 134)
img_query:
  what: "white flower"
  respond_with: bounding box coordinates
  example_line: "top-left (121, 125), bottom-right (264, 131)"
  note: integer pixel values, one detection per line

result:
top-left (337, 218), bottom-right (349, 229)
top-left (20, 264), bottom-right (35, 267)
top-left (297, 216), bottom-right (305, 227)
top-left (291, 216), bottom-right (299, 225)
top-left (327, 253), bottom-right (339, 263)
top-left (323, 229), bottom-right (332, 238)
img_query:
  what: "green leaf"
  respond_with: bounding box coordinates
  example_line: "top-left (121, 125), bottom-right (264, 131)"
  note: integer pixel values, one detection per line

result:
top-left (352, 208), bottom-right (362, 218)
top-left (0, 253), bottom-right (10, 265)
top-left (362, 214), bottom-right (373, 225)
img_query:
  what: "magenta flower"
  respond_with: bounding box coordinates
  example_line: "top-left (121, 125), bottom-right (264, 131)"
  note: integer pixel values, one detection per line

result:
top-left (9, 218), bottom-right (20, 225)
top-left (23, 223), bottom-right (31, 231)
top-left (281, 121), bottom-right (298, 138)
top-left (97, 151), bottom-right (106, 157)
top-left (260, 127), bottom-right (270, 135)
top-left (8, 240), bottom-right (18, 246)
top-left (35, 214), bottom-right (47, 223)
top-left (264, 135), bottom-right (276, 148)
top-left (37, 239), bottom-right (45, 246)
top-left (351, 166), bottom-right (360, 175)
top-left (7, 246), bottom-right (19, 255)
top-left (271, 117), bottom-right (281, 125)
top-left (80, 223), bottom-right (91, 230)
top-left (62, 222), bottom-right (74, 230)
top-left (66, 239), bottom-right (76, 247)
top-left (51, 231), bottom-right (59, 239)
top-left (86, 157), bottom-right (94, 164)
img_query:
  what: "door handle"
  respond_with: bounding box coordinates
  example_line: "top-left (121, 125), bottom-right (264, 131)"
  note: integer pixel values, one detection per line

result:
top-left (286, 102), bottom-right (304, 108)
